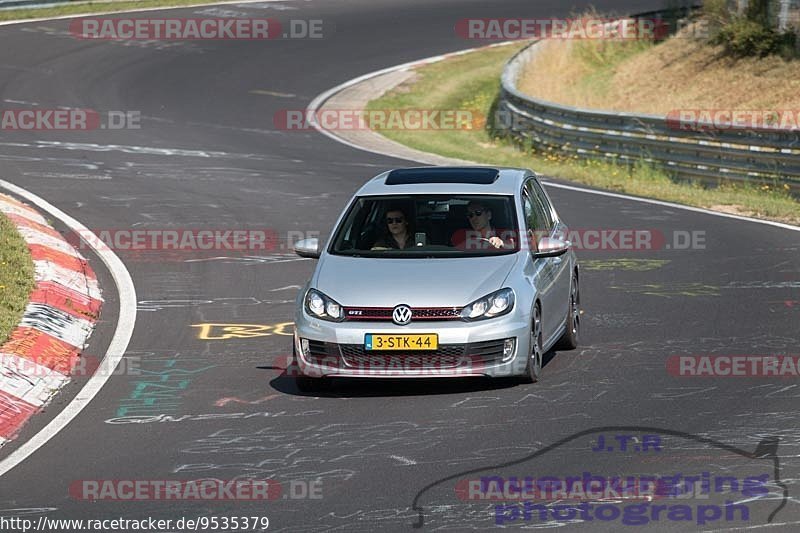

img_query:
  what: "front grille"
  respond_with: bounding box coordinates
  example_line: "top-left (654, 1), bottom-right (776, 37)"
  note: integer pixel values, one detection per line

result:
top-left (338, 339), bottom-right (509, 369)
top-left (340, 346), bottom-right (466, 369)
top-left (343, 307), bottom-right (462, 322)
top-left (339, 344), bottom-right (467, 358)
top-left (304, 339), bottom-right (510, 370)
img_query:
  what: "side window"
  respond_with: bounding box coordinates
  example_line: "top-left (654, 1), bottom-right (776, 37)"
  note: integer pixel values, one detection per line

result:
top-left (522, 193), bottom-right (538, 232)
top-left (530, 180), bottom-right (555, 229)
top-left (523, 180), bottom-right (551, 232)
top-left (522, 192), bottom-right (543, 252)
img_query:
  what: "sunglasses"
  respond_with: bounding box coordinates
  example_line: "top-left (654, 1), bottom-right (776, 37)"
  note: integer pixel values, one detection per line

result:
top-left (467, 210), bottom-right (484, 218)
top-left (386, 217), bottom-right (405, 224)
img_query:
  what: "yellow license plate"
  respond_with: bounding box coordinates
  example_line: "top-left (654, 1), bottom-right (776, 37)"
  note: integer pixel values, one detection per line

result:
top-left (364, 334), bottom-right (438, 351)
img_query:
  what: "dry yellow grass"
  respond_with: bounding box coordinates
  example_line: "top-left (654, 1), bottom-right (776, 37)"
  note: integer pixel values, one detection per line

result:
top-left (518, 30), bottom-right (800, 113)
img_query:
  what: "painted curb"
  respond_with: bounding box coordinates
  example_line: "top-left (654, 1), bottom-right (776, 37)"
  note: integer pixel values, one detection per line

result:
top-left (0, 193), bottom-right (102, 445)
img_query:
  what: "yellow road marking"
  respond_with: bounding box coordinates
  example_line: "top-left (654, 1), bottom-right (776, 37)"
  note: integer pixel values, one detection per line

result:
top-left (192, 322), bottom-right (294, 339)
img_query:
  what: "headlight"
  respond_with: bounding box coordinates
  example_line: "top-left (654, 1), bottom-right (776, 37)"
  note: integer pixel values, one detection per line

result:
top-left (461, 288), bottom-right (515, 321)
top-left (305, 289), bottom-right (344, 322)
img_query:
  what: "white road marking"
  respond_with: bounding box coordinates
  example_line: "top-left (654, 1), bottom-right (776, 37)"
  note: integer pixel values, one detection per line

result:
top-left (389, 455), bottom-right (417, 466)
top-left (269, 284), bottom-right (301, 291)
top-left (0, 180), bottom-right (137, 478)
top-left (544, 182), bottom-right (800, 233)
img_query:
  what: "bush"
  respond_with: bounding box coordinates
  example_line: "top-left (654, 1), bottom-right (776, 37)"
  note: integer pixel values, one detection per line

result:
top-left (712, 18), bottom-right (797, 57)
top-left (713, 18), bottom-right (785, 57)
top-left (705, 0), bottom-right (798, 58)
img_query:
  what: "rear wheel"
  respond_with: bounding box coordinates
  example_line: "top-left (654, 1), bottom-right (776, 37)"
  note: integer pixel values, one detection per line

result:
top-left (554, 272), bottom-right (580, 350)
top-left (522, 305), bottom-right (543, 383)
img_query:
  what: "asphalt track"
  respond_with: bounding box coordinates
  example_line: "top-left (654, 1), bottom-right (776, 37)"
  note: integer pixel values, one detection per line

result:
top-left (0, 0), bottom-right (798, 531)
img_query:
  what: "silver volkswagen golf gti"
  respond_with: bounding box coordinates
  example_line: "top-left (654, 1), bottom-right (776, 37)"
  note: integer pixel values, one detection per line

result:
top-left (292, 167), bottom-right (579, 390)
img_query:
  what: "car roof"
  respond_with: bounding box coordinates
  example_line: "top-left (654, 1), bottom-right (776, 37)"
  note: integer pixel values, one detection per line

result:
top-left (355, 166), bottom-right (533, 196)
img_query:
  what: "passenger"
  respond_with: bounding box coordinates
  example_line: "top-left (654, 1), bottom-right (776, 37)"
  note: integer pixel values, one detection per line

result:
top-left (372, 207), bottom-right (415, 249)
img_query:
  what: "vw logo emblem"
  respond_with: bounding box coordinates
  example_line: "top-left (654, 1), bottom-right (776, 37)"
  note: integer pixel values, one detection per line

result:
top-left (392, 305), bottom-right (412, 326)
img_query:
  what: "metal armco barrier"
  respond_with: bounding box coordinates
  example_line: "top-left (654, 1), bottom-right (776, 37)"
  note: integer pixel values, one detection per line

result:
top-left (0, 0), bottom-right (65, 8)
top-left (497, 39), bottom-right (800, 194)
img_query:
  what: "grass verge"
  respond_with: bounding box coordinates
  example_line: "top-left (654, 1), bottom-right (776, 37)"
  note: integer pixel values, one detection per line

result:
top-left (366, 43), bottom-right (800, 225)
top-left (0, 0), bottom-right (222, 22)
top-left (0, 209), bottom-right (34, 345)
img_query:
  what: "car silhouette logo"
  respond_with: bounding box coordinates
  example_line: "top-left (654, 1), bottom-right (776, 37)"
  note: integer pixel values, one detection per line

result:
top-left (392, 305), bottom-right (412, 325)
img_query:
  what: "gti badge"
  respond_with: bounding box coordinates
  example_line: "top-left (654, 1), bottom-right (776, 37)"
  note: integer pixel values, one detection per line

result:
top-left (392, 305), bottom-right (412, 326)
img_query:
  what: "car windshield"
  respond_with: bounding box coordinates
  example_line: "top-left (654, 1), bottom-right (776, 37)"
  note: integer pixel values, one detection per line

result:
top-left (330, 195), bottom-right (520, 257)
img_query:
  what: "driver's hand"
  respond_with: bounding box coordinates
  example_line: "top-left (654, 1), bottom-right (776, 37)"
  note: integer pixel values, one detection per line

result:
top-left (488, 237), bottom-right (503, 249)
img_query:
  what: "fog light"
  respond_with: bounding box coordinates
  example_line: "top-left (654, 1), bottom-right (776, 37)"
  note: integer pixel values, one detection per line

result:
top-left (503, 338), bottom-right (515, 361)
top-left (300, 338), bottom-right (310, 357)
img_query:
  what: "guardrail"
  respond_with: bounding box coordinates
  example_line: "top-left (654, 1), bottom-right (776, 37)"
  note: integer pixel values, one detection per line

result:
top-left (0, 0), bottom-right (65, 8)
top-left (496, 36), bottom-right (800, 194)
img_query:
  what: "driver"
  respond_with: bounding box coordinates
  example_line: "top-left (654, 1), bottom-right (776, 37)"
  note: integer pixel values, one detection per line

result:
top-left (451, 201), bottom-right (515, 250)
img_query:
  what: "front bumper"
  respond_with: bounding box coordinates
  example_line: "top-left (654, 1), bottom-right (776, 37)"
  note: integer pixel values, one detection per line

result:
top-left (293, 311), bottom-right (531, 378)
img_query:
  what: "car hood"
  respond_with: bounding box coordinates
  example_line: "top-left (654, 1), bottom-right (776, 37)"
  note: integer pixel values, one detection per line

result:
top-left (313, 253), bottom-right (520, 307)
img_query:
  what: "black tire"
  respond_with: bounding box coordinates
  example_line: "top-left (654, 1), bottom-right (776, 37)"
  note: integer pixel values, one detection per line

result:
top-left (522, 305), bottom-right (543, 383)
top-left (554, 272), bottom-right (580, 350)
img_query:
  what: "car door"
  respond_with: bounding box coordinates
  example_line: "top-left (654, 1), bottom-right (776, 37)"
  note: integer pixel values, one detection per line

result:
top-left (530, 179), bottom-right (571, 337)
top-left (521, 182), bottom-right (560, 341)
top-left (523, 178), bottom-right (569, 343)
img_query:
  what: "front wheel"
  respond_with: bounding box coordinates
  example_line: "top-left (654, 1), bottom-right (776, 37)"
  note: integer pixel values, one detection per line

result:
top-left (522, 305), bottom-right (543, 383)
top-left (554, 272), bottom-right (580, 350)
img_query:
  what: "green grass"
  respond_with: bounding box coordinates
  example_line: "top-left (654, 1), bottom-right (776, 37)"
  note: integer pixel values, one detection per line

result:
top-left (366, 43), bottom-right (800, 225)
top-left (0, 210), bottom-right (35, 345)
top-left (572, 38), bottom-right (654, 98)
top-left (0, 0), bottom-right (220, 22)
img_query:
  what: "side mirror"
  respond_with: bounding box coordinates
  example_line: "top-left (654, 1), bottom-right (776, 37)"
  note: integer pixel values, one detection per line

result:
top-left (533, 237), bottom-right (570, 258)
top-left (294, 238), bottom-right (321, 259)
